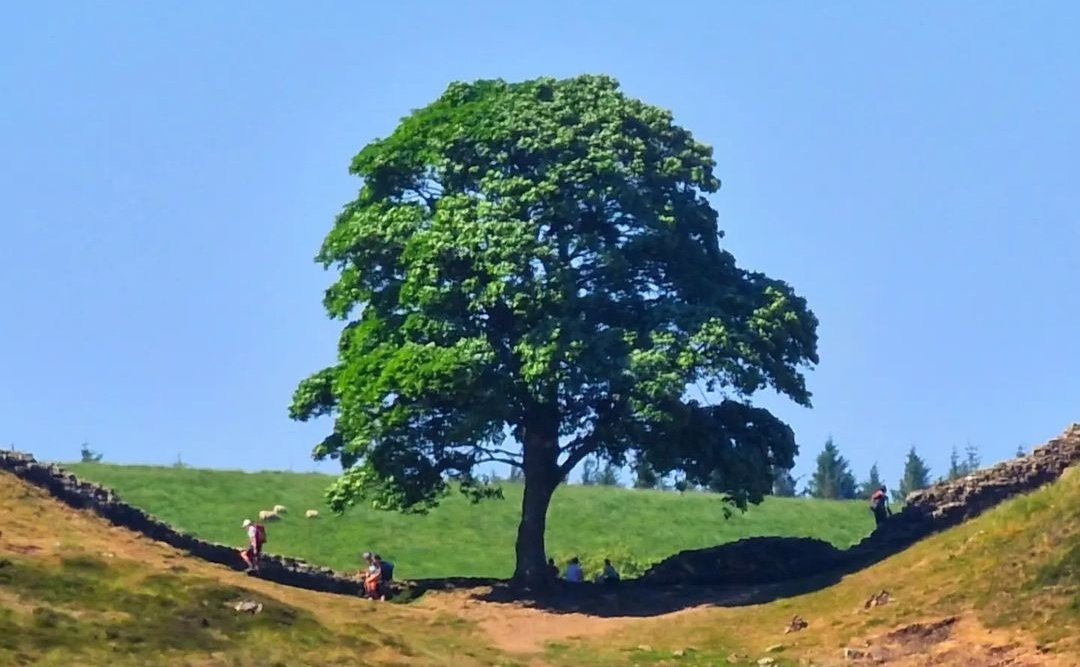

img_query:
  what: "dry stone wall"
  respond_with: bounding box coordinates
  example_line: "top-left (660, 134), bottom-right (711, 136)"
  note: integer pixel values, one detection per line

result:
top-left (642, 423), bottom-right (1080, 586)
top-left (0, 451), bottom-right (364, 596)
top-left (3, 423), bottom-right (1077, 593)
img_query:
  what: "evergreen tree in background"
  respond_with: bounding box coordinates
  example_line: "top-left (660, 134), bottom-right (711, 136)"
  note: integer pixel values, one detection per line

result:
top-left (79, 442), bottom-right (103, 463)
top-left (945, 445), bottom-right (964, 481)
top-left (596, 462), bottom-right (621, 487)
top-left (859, 463), bottom-right (884, 497)
top-left (895, 447), bottom-right (931, 502)
top-left (963, 443), bottom-right (980, 473)
top-left (508, 465), bottom-right (523, 483)
top-left (807, 437), bottom-right (857, 500)
top-left (633, 456), bottom-right (659, 489)
top-left (771, 467), bottom-right (798, 497)
top-left (580, 457), bottom-right (599, 486)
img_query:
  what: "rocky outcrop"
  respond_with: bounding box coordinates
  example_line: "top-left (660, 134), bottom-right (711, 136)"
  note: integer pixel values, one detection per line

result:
top-left (641, 424), bottom-right (1080, 586)
top-left (0, 451), bottom-right (364, 597)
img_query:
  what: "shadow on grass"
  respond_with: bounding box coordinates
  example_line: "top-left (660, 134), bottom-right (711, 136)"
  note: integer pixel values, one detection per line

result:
top-left (422, 524), bottom-right (933, 618)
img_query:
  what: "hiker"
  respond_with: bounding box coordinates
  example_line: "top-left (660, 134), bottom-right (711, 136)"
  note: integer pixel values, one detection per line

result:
top-left (870, 485), bottom-right (892, 527)
top-left (239, 519), bottom-right (266, 573)
top-left (563, 557), bottom-right (584, 583)
top-left (547, 558), bottom-right (560, 580)
top-left (597, 558), bottom-right (620, 584)
top-left (361, 552), bottom-right (384, 600)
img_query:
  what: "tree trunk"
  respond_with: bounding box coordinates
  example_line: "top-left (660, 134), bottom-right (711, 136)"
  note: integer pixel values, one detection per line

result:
top-left (512, 434), bottom-right (559, 588)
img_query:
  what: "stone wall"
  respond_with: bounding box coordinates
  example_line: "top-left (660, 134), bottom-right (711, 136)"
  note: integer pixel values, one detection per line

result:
top-left (642, 423), bottom-right (1080, 586)
top-left (4, 423), bottom-right (1077, 594)
top-left (0, 451), bottom-right (364, 597)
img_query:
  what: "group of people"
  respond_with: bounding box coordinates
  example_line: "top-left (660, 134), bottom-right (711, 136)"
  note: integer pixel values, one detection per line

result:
top-left (237, 520), bottom-right (396, 600)
top-left (547, 556), bottom-right (620, 584)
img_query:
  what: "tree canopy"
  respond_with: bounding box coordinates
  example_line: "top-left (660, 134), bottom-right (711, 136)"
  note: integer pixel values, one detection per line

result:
top-left (858, 462), bottom-right (884, 498)
top-left (290, 74), bottom-right (819, 585)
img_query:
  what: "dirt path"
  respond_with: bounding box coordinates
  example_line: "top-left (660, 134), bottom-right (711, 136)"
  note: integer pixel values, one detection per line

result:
top-left (417, 587), bottom-right (660, 653)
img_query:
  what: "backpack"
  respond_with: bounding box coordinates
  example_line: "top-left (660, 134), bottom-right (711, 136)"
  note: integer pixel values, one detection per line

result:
top-left (254, 524), bottom-right (267, 546)
top-left (381, 561), bottom-right (394, 581)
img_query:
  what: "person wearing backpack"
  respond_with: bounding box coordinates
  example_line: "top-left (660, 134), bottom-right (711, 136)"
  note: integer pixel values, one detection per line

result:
top-left (240, 519), bottom-right (267, 574)
top-left (870, 486), bottom-right (892, 527)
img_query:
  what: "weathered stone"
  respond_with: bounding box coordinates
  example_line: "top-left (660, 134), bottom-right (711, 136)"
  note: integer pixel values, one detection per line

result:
top-left (231, 600), bottom-right (263, 614)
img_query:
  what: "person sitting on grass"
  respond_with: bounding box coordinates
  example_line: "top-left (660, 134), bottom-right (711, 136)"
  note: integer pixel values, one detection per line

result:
top-left (361, 551), bottom-right (384, 600)
top-left (239, 519), bottom-right (266, 574)
top-left (547, 558), bottom-right (560, 581)
top-left (563, 557), bottom-right (584, 583)
top-left (374, 553), bottom-right (395, 598)
top-left (597, 558), bottom-right (620, 584)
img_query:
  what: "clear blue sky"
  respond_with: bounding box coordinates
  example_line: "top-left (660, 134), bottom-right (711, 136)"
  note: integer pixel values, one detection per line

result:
top-left (2, 3), bottom-right (1078, 488)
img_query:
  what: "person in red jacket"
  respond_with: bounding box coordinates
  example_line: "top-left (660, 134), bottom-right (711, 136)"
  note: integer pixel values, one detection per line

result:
top-left (239, 519), bottom-right (266, 573)
top-left (870, 486), bottom-right (892, 527)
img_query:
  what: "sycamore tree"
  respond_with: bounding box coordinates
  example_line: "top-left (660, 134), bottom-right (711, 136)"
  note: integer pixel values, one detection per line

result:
top-left (290, 75), bottom-right (819, 586)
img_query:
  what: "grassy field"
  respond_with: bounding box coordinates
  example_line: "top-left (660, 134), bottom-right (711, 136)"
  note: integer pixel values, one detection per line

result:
top-left (2, 463), bottom-right (1075, 666)
top-left (67, 463), bottom-right (874, 579)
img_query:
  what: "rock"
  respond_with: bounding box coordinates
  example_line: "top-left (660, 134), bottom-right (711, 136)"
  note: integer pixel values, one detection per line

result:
top-left (231, 600), bottom-right (263, 614)
top-left (843, 647), bottom-right (866, 660)
top-left (757, 658), bottom-right (777, 666)
top-left (765, 643), bottom-right (785, 652)
top-left (636, 644), bottom-right (652, 652)
top-left (672, 648), bottom-right (685, 657)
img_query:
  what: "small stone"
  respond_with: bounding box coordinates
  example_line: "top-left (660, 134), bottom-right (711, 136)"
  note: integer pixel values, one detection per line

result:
top-left (231, 600), bottom-right (263, 614)
top-left (636, 644), bottom-right (652, 652)
top-left (757, 658), bottom-right (777, 666)
top-left (672, 648), bottom-right (685, 657)
top-left (843, 647), bottom-right (866, 660)
top-left (766, 643), bottom-right (785, 652)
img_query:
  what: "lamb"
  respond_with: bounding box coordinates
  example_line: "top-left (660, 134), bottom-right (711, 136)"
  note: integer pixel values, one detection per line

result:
top-left (258, 509), bottom-right (281, 522)
top-left (272, 504), bottom-right (287, 514)
top-left (305, 509), bottom-right (319, 519)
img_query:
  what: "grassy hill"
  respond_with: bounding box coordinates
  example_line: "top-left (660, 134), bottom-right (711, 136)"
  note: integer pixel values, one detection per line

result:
top-left (541, 465), bottom-right (1080, 666)
top-left (66, 463), bottom-right (874, 579)
top-left (0, 469), bottom-right (509, 667)
top-left (4, 462), bottom-right (1075, 666)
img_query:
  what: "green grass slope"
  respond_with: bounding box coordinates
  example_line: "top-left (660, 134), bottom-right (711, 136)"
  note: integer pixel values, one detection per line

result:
top-left (546, 465), bottom-right (1080, 666)
top-left (67, 463), bottom-right (874, 579)
top-left (0, 471), bottom-right (509, 667)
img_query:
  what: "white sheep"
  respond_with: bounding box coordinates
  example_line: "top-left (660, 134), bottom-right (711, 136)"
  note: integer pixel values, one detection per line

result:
top-left (272, 504), bottom-right (288, 514)
top-left (258, 510), bottom-right (281, 521)
top-left (305, 509), bottom-right (319, 519)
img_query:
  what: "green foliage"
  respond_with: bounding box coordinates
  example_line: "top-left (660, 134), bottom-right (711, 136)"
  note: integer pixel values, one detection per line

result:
top-left (68, 463), bottom-right (874, 579)
top-left (858, 463), bottom-right (884, 498)
top-left (895, 446), bottom-right (932, 501)
top-left (290, 74), bottom-right (818, 580)
top-left (807, 437), bottom-right (857, 500)
top-left (79, 442), bottom-right (103, 463)
top-left (771, 467), bottom-right (798, 497)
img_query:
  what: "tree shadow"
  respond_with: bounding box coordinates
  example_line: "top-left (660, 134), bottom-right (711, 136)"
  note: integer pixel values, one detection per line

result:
top-left (453, 522), bottom-right (930, 618)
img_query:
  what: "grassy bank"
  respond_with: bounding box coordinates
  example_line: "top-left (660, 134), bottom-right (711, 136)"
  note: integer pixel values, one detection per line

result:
top-left (67, 463), bottom-right (874, 579)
